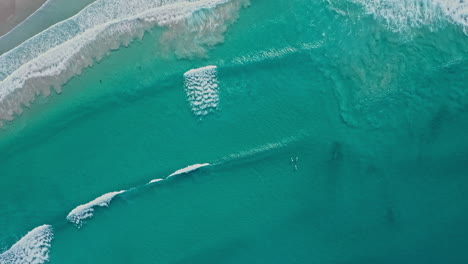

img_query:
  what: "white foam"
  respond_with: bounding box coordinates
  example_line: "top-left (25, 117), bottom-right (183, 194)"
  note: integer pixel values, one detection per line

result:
top-left (183, 65), bottom-right (219, 116)
top-left (148, 178), bottom-right (164, 184)
top-left (350, 0), bottom-right (468, 33)
top-left (0, 225), bottom-right (53, 264)
top-left (167, 163), bottom-right (211, 178)
top-left (231, 41), bottom-right (325, 65)
top-left (0, 0), bottom-right (227, 81)
top-left (66, 190), bottom-right (125, 228)
top-left (0, 0), bottom-right (98, 55)
top-left (0, 0), bottom-right (249, 125)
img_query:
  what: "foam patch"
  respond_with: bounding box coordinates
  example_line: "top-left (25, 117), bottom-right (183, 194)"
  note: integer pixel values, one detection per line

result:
top-left (0, 225), bottom-right (53, 264)
top-left (183, 65), bottom-right (219, 116)
top-left (67, 190), bottom-right (125, 228)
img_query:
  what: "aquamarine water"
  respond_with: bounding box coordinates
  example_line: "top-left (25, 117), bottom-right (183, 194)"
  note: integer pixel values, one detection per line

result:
top-left (0, 0), bottom-right (467, 263)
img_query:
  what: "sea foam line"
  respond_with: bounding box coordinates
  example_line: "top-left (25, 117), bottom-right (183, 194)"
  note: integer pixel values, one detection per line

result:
top-left (151, 136), bottom-right (303, 183)
top-left (69, 136), bottom-right (298, 228)
top-left (66, 190), bottom-right (125, 228)
top-left (230, 41), bottom-right (325, 65)
top-left (0, 225), bottom-right (53, 264)
top-left (167, 163), bottom-right (211, 178)
top-left (0, 0), bottom-right (248, 125)
top-left (66, 163), bottom-right (211, 229)
top-left (0, 0), bottom-right (228, 81)
top-left (147, 135), bottom-right (305, 184)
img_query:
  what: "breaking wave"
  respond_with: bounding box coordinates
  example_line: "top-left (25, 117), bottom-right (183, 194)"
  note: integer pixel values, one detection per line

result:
top-left (350, 0), bottom-right (468, 33)
top-left (0, 225), bottom-right (53, 264)
top-left (65, 138), bottom-right (297, 229)
top-left (184, 66), bottom-right (219, 116)
top-left (66, 190), bottom-right (125, 228)
top-left (0, 0), bottom-right (249, 125)
top-left (148, 163), bottom-right (210, 183)
top-left (148, 178), bottom-right (164, 184)
top-left (66, 163), bottom-right (210, 229)
top-left (167, 163), bottom-right (211, 178)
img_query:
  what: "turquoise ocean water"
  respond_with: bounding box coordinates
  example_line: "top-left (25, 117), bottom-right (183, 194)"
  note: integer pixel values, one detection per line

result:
top-left (0, 0), bottom-right (467, 263)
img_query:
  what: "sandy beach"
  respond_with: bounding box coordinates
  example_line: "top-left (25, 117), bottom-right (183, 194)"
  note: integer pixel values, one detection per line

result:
top-left (0, 0), bottom-right (47, 36)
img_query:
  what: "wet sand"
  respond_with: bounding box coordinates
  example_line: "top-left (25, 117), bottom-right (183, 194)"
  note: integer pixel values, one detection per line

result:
top-left (0, 0), bottom-right (47, 36)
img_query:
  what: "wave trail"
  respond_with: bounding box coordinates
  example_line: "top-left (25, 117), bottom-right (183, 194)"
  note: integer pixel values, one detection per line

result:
top-left (66, 190), bottom-right (125, 228)
top-left (230, 41), bottom-right (325, 66)
top-left (0, 225), bottom-right (53, 264)
top-left (66, 163), bottom-right (211, 229)
top-left (214, 133), bottom-right (306, 165)
top-left (66, 136), bottom-right (299, 229)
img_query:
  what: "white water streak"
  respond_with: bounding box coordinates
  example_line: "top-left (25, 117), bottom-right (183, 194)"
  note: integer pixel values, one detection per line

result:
top-left (66, 190), bottom-right (125, 228)
top-left (351, 0), bottom-right (468, 33)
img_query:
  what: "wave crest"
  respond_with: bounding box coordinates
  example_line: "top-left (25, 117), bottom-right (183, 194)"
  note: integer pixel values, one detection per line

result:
top-left (0, 225), bottom-right (53, 264)
top-left (184, 66), bottom-right (219, 116)
top-left (67, 190), bottom-right (125, 228)
top-left (0, 0), bottom-right (249, 125)
top-left (350, 0), bottom-right (467, 33)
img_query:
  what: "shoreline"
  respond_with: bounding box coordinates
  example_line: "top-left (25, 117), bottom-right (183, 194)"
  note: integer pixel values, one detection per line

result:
top-left (0, 0), bottom-right (48, 36)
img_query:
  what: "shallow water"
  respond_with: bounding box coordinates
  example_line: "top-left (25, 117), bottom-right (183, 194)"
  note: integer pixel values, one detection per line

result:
top-left (0, 0), bottom-right (48, 37)
top-left (0, 0), bottom-right (468, 263)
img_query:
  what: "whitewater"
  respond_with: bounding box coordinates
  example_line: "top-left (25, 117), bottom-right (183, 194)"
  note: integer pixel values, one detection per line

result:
top-left (0, 0), bottom-right (249, 124)
top-left (0, 0), bottom-right (467, 263)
